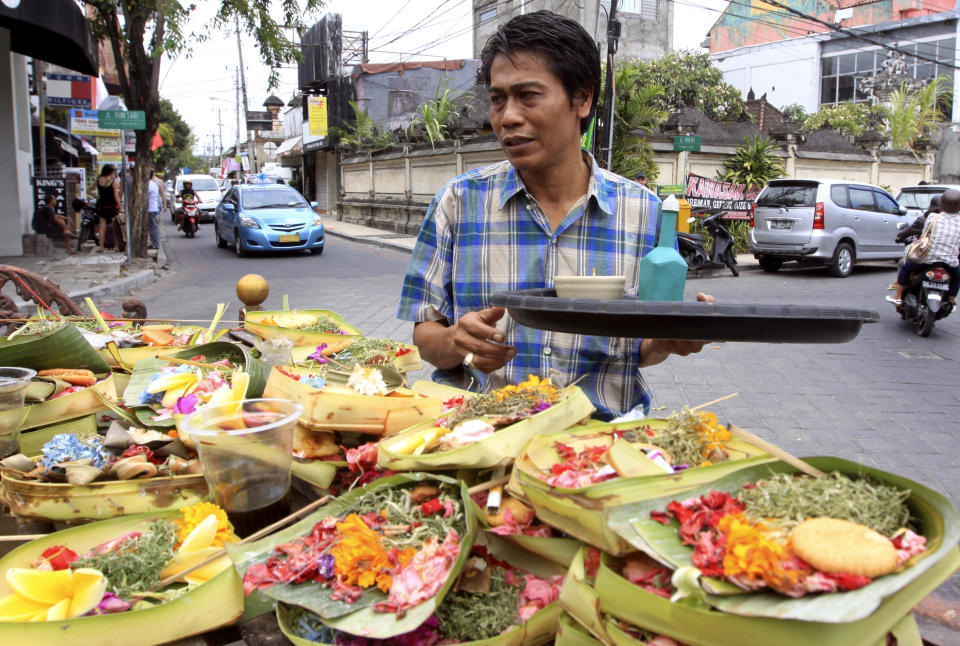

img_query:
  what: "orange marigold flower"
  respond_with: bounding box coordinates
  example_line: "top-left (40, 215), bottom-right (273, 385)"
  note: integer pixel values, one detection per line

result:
top-left (719, 513), bottom-right (804, 590)
top-left (331, 514), bottom-right (393, 590)
top-left (175, 501), bottom-right (238, 548)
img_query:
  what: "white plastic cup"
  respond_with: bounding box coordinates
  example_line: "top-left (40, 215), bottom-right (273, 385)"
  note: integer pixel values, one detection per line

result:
top-left (181, 398), bottom-right (303, 514)
top-left (0, 367), bottom-right (36, 458)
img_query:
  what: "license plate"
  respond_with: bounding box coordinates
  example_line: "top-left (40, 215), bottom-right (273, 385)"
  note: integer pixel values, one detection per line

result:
top-left (923, 281), bottom-right (947, 289)
top-left (278, 234), bottom-right (300, 243)
top-left (770, 220), bottom-right (792, 230)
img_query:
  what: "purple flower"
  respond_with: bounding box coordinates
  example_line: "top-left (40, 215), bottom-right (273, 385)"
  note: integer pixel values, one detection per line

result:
top-left (317, 553), bottom-right (335, 579)
top-left (531, 400), bottom-right (553, 414)
top-left (88, 592), bottom-right (131, 615)
top-left (174, 393), bottom-right (199, 415)
top-left (307, 344), bottom-right (330, 364)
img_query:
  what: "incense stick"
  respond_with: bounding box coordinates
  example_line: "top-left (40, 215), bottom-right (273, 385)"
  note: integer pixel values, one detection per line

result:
top-left (148, 495), bottom-right (331, 591)
top-left (727, 424), bottom-right (825, 478)
top-left (0, 534), bottom-right (48, 542)
top-left (156, 356), bottom-right (226, 370)
top-left (467, 474), bottom-right (510, 495)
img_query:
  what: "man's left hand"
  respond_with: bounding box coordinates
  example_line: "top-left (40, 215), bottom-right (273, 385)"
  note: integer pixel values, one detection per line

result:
top-left (638, 292), bottom-right (715, 367)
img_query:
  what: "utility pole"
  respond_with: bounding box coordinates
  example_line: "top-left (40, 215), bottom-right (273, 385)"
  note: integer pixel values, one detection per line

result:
top-left (234, 68), bottom-right (241, 168)
top-left (235, 17), bottom-right (257, 174)
top-left (35, 59), bottom-right (46, 176)
top-left (599, 0), bottom-right (620, 170)
top-left (217, 108), bottom-right (224, 159)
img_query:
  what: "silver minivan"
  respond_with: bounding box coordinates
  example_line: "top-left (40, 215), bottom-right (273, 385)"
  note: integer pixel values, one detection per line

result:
top-left (896, 184), bottom-right (960, 220)
top-left (749, 179), bottom-right (909, 277)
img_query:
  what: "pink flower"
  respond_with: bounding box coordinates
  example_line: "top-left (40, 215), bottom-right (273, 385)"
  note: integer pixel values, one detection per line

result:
top-left (174, 393), bottom-right (199, 415)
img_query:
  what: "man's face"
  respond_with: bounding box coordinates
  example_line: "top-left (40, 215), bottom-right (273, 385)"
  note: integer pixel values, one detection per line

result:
top-left (488, 50), bottom-right (591, 175)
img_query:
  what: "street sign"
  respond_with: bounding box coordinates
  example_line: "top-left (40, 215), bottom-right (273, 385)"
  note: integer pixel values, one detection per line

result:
top-left (98, 110), bottom-right (145, 130)
top-left (673, 135), bottom-right (701, 152)
top-left (657, 184), bottom-right (685, 197)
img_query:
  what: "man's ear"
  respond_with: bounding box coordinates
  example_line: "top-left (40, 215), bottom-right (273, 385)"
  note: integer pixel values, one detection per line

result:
top-left (573, 88), bottom-right (593, 119)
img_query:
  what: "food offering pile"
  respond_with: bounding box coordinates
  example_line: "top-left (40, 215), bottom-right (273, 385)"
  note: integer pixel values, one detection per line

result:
top-left (0, 300), bottom-right (956, 646)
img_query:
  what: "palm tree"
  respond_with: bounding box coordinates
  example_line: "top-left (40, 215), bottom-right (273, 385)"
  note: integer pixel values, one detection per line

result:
top-left (607, 64), bottom-right (668, 182)
top-left (887, 76), bottom-right (946, 161)
top-left (718, 135), bottom-right (784, 190)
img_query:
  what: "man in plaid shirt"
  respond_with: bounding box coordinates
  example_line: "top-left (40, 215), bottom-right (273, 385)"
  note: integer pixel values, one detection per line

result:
top-left (397, 11), bottom-right (712, 419)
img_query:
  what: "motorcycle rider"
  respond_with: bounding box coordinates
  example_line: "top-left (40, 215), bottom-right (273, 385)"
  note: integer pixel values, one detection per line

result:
top-left (176, 179), bottom-right (200, 230)
top-left (887, 188), bottom-right (960, 306)
top-left (897, 194), bottom-right (941, 245)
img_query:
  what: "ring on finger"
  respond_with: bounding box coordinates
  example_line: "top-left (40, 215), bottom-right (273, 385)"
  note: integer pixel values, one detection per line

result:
top-left (463, 351), bottom-right (475, 368)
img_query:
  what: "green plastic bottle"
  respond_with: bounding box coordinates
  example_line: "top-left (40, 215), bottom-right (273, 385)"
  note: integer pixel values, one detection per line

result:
top-left (636, 194), bottom-right (687, 301)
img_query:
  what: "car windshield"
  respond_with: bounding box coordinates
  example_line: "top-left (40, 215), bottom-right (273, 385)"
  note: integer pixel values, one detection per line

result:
top-left (187, 179), bottom-right (220, 192)
top-left (241, 188), bottom-right (307, 209)
top-left (757, 184), bottom-right (817, 208)
top-left (896, 190), bottom-right (942, 210)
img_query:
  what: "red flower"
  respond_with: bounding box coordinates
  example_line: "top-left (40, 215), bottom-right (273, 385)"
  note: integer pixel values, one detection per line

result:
top-left (420, 498), bottom-right (444, 516)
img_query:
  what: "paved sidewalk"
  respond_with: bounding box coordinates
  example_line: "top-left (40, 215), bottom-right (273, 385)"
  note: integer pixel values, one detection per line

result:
top-left (0, 240), bottom-right (166, 314)
top-left (323, 218), bottom-right (760, 270)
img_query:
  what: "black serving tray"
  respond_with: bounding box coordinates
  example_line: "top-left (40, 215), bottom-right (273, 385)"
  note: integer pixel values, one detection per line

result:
top-left (490, 289), bottom-right (879, 343)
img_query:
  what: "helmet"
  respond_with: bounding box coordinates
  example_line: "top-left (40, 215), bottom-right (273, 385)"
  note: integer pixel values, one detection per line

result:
top-left (927, 194), bottom-right (941, 213)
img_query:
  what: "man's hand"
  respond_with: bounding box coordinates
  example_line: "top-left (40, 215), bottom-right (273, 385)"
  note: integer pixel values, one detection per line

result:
top-left (451, 306), bottom-right (517, 373)
top-left (412, 306), bottom-right (517, 374)
top-left (638, 292), bottom-right (715, 367)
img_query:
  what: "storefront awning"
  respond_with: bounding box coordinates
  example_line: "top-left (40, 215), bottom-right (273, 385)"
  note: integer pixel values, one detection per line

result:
top-left (275, 135), bottom-right (302, 157)
top-left (0, 0), bottom-right (98, 75)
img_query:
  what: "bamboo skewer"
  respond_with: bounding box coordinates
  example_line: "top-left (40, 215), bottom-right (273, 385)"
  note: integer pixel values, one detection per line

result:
top-left (148, 494), bottom-right (331, 592)
top-left (468, 474), bottom-right (510, 495)
top-left (727, 424), bottom-right (825, 478)
top-left (690, 392), bottom-right (739, 411)
top-left (0, 534), bottom-right (48, 542)
top-left (156, 356), bottom-right (227, 370)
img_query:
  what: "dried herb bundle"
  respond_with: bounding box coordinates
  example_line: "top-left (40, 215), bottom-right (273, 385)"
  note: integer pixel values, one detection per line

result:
top-left (440, 376), bottom-right (558, 430)
top-left (349, 482), bottom-right (467, 549)
top-left (737, 471), bottom-right (912, 536)
top-left (72, 519), bottom-right (177, 600)
top-left (300, 316), bottom-right (347, 334)
top-left (435, 566), bottom-right (521, 641)
top-left (622, 408), bottom-right (730, 468)
top-left (333, 338), bottom-right (396, 366)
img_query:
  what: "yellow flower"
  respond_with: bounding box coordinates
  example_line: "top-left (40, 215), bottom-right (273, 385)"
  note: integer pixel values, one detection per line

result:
top-left (719, 514), bottom-right (804, 590)
top-left (175, 502), bottom-right (238, 548)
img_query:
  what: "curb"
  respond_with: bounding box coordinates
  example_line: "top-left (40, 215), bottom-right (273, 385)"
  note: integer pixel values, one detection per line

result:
top-left (11, 268), bottom-right (157, 311)
top-left (324, 228), bottom-right (415, 254)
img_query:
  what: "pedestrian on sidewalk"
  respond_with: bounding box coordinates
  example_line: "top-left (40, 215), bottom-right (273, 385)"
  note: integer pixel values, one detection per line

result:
top-left (96, 164), bottom-right (122, 254)
top-left (32, 194), bottom-right (77, 252)
top-left (147, 168), bottom-right (165, 249)
top-left (397, 10), bottom-right (714, 421)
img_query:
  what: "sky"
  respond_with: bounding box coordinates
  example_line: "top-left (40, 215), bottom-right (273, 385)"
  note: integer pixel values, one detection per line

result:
top-left (158, 0), bottom-right (728, 155)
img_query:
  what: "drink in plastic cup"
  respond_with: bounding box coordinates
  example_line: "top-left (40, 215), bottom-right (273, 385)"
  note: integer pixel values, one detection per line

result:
top-left (181, 398), bottom-right (303, 533)
top-left (0, 367), bottom-right (36, 458)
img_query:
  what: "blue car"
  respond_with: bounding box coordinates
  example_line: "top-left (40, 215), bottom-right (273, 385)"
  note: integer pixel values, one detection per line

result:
top-left (214, 183), bottom-right (325, 257)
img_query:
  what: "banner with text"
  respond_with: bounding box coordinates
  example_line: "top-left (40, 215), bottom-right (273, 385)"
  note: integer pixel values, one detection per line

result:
top-left (308, 96), bottom-right (328, 137)
top-left (684, 173), bottom-right (759, 214)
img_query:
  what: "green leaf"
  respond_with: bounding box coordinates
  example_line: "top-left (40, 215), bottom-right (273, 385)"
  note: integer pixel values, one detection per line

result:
top-left (605, 456), bottom-right (960, 623)
top-left (228, 473), bottom-right (479, 640)
top-left (0, 322), bottom-right (110, 373)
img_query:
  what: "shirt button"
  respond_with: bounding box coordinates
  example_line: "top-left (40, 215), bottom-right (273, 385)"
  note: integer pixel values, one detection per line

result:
top-left (543, 346), bottom-right (552, 356)
top-left (551, 238), bottom-right (557, 245)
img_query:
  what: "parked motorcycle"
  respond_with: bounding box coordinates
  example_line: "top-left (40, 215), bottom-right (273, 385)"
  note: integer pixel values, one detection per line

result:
top-left (72, 198), bottom-right (99, 251)
top-left (677, 210), bottom-right (739, 277)
top-left (181, 196), bottom-right (199, 238)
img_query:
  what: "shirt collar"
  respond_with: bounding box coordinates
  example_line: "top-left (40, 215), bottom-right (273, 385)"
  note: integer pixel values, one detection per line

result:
top-left (499, 150), bottom-right (617, 217)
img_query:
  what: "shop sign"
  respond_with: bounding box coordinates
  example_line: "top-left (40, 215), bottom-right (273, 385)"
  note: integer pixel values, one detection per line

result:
top-left (684, 173), bottom-right (759, 213)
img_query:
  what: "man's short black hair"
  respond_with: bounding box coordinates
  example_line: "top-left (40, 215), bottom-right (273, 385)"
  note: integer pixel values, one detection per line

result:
top-left (634, 170), bottom-right (647, 180)
top-left (477, 10), bottom-right (600, 135)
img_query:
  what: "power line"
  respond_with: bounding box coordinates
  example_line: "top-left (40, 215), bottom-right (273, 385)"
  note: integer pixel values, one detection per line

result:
top-left (369, 0), bottom-right (417, 39)
top-left (755, 0), bottom-right (960, 71)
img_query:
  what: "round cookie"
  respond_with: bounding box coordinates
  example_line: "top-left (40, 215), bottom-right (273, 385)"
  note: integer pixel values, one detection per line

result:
top-left (789, 517), bottom-right (899, 578)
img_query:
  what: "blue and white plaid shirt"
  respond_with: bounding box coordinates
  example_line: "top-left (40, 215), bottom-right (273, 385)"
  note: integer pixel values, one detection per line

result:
top-left (397, 153), bottom-right (661, 420)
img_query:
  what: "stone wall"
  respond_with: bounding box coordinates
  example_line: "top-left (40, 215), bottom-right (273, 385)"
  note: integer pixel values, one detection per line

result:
top-left (337, 135), bottom-right (930, 233)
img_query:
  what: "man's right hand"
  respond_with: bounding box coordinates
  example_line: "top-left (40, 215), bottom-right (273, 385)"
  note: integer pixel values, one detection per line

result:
top-left (413, 307), bottom-right (517, 374)
top-left (451, 306), bottom-right (517, 373)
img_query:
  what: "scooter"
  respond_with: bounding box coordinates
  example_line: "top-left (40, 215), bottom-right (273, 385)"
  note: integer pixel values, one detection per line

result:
top-left (181, 197), bottom-right (199, 238)
top-left (677, 210), bottom-right (739, 277)
top-left (73, 198), bottom-right (98, 251)
top-left (896, 264), bottom-right (954, 337)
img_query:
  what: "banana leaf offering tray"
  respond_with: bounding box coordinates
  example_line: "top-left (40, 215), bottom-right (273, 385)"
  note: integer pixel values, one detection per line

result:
top-left (1, 416), bottom-right (207, 522)
top-left (0, 505), bottom-right (243, 646)
top-left (491, 289), bottom-right (879, 343)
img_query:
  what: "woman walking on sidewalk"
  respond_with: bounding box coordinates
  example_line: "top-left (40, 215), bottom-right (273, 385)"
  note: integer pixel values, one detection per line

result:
top-left (96, 164), bottom-right (122, 254)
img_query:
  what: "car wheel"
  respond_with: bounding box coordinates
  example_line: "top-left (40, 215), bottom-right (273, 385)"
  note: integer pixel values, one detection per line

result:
top-left (310, 246), bottom-right (323, 255)
top-left (828, 242), bottom-right (854, 278)
top-left (234, 230), bottom-right (247, 258)
top-left (758, 255), bottom-right (783, 273)
top-left (215, 223), bottom-right (227, 248)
